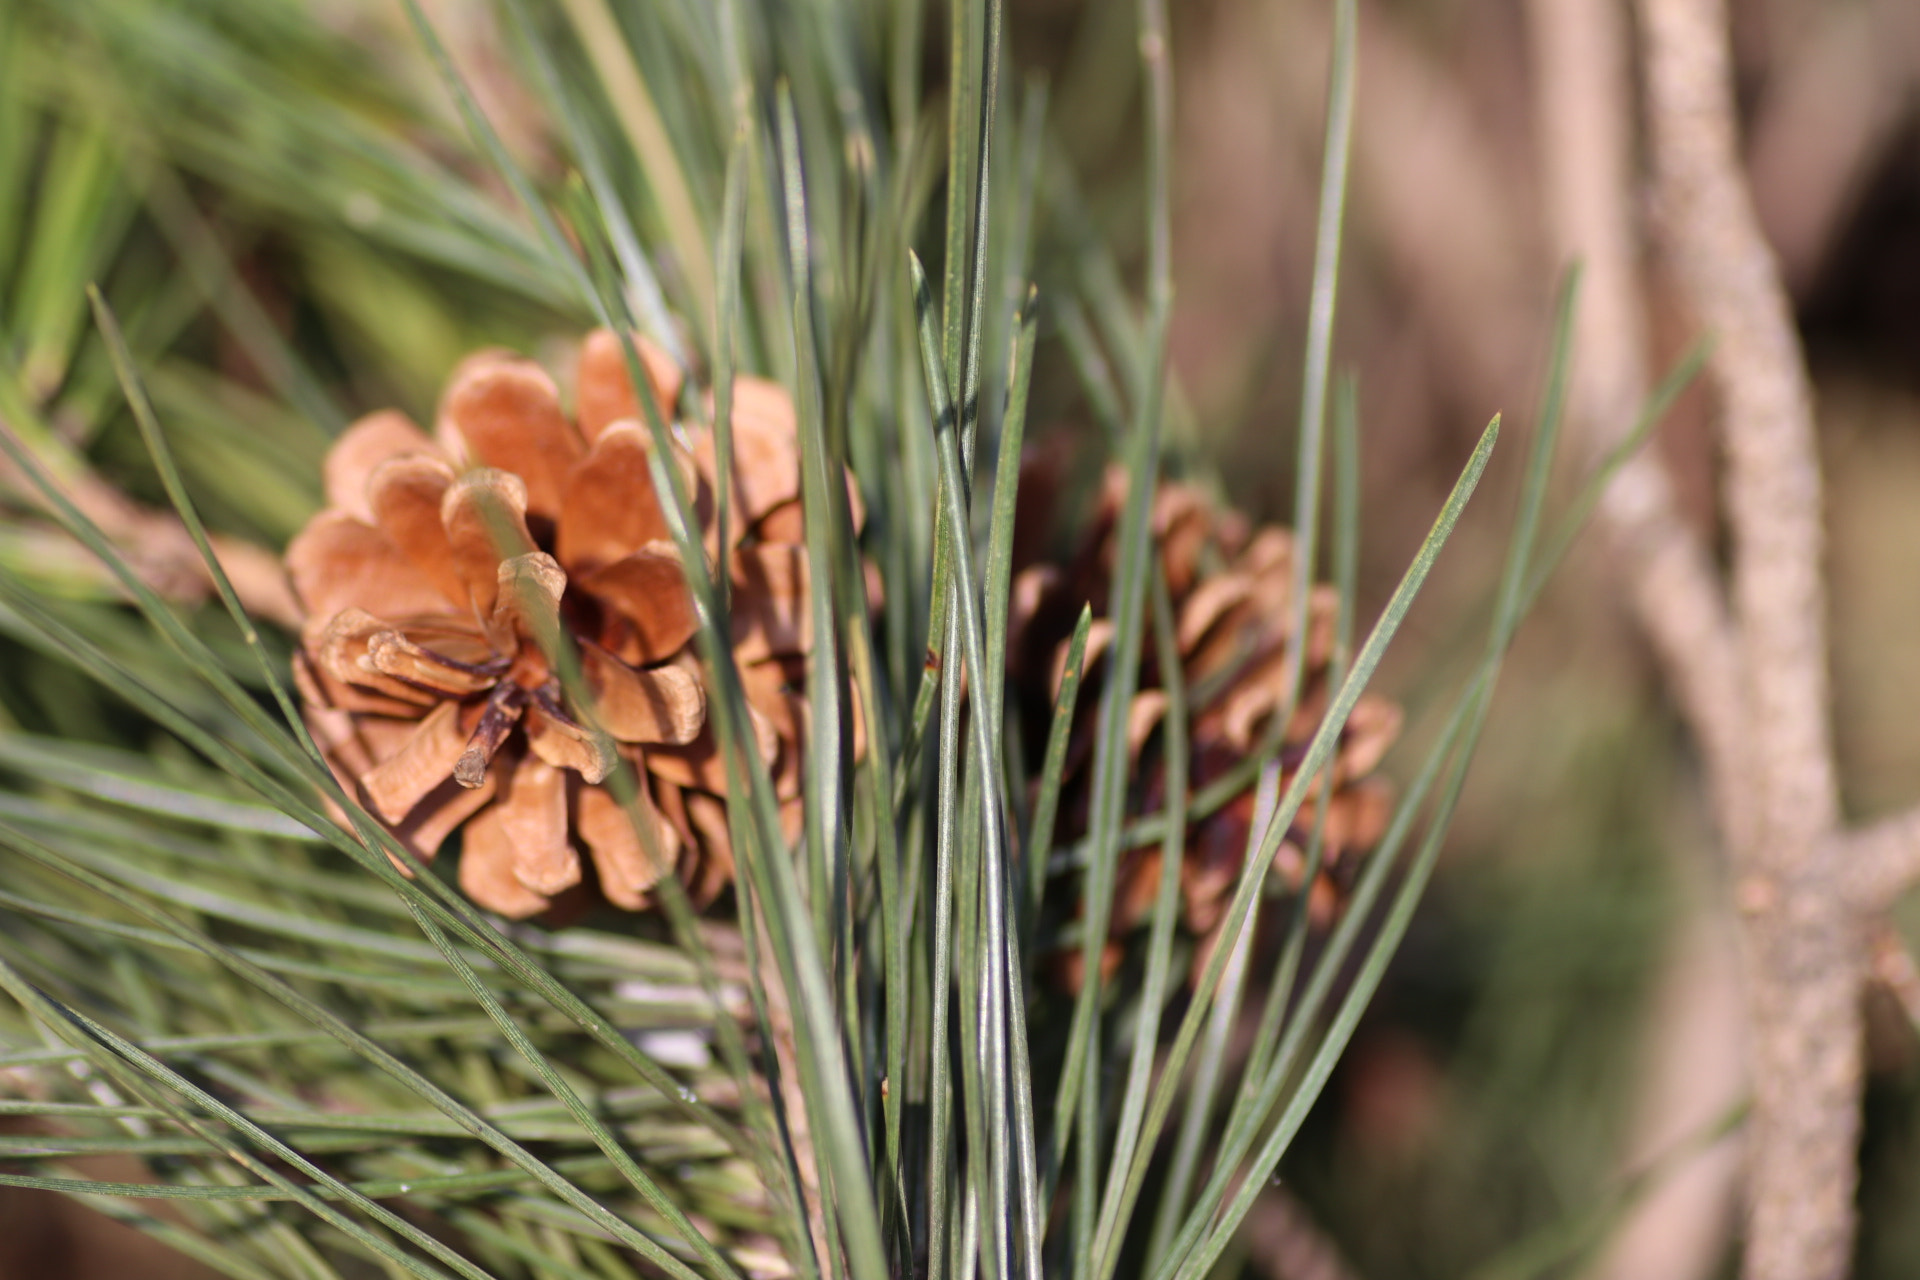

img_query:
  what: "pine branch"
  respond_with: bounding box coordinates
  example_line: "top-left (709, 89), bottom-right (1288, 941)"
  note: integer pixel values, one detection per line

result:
top-left (1535, 0), bottom-right (1920, 1273)
top-left (1838, 808), bottom-right (1920, 914)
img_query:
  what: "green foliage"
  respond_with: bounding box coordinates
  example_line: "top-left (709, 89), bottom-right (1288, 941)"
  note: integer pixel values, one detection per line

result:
top-left (0, 0), bottom-right (1655, 1277)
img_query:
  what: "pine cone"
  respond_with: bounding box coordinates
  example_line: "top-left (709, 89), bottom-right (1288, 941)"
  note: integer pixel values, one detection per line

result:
top-left (287, 330), bottom-right (835, 918)
top-left (1007, 450), bottom-right (1402, 982)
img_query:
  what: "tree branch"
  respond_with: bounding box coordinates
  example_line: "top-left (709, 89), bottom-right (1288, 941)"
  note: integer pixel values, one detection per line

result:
top-left (1534, 0), bottom-right (1877, 1275)
top-left (1524, 0), bottom-right (1751, 848)
top-left (1634, 2), bottom-right (1861, 1277)
top-left (1526, 2), bottom-right (1746, 1274)
top-left (1637, 0), bottom-right (1839, 860)
top-left (1838, 806), bottom-right (1920, 914)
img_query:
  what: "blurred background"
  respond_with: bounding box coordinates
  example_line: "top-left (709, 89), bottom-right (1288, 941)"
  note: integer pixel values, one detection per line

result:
top-left (5, 0), bottom-right (1920, 1276)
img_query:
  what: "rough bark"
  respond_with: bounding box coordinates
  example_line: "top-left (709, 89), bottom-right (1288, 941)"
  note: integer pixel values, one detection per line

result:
top-left (1633, 1), bottom-right (1859, 1274)
top-left (1530, 0), bottom-right (1920, 1274)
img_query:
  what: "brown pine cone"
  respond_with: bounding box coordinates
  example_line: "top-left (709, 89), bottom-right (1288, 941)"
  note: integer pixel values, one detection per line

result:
top-left (1007, 450), bottom-right (1402, 982)
top-left (286, 330), bottom-right (838, 918)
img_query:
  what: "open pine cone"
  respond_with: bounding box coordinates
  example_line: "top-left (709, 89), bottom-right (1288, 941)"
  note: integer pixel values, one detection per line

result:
top-left (287, 330), bottom-right (838, 918)
top-left (1007, 451), bottom-right (1402, 982)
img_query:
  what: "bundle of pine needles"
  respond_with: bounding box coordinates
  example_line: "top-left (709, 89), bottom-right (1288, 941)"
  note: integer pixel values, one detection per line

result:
top-left (0, 0), bottom-right (1668, 1277)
